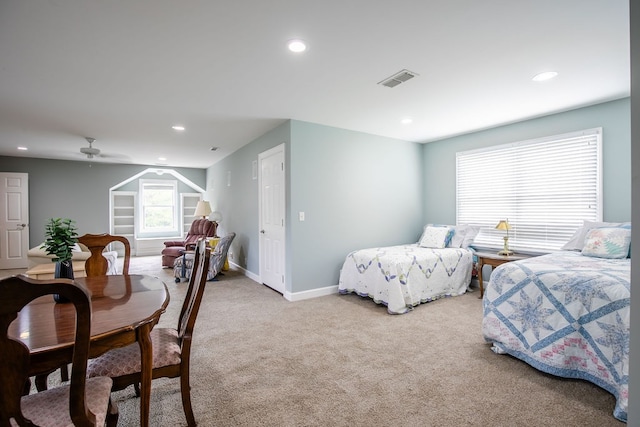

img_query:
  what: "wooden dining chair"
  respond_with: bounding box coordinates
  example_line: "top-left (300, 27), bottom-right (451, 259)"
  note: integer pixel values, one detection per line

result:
top-left (87, 239), bottom-right (211, 426)
top-left (78, 233), bottom-right (131, 277)
top-left (0, 274), bottom-right (118, 427)
top-left (39, 233), bottom-right (132, 389)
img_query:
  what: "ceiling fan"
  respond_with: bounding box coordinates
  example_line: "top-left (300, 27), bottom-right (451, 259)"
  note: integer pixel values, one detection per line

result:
top-left (80, 137), bottom-right (101, 159)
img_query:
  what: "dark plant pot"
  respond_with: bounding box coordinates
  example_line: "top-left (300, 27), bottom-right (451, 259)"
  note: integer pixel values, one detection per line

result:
top-left (53, 260), bottom-right (74, 303)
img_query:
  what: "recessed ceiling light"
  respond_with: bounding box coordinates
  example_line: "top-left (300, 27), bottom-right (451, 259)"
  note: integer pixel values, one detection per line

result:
top-left (158, 157), bottom-right (167, 161)
top-left (401, 118), bottom-right (413, 125)
top-left (172, 125), bottom-right (185, 131)
top-left (287, 39), bottom-right (307, 53)
top-left (532, 71), bottom-right (558, 82)
top-left (17, 146), bottom-right (28, 151)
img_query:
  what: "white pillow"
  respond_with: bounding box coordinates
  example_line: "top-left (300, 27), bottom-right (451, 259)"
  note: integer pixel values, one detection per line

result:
top-left (461, 225), bottom-right (480, 248)
top-left (448, 226), bottom-right (466, 248)
top-left (419, 226), bottom-right (452, 249)
top-left (561, 220), bottom-right (631, 251)
top-left (581, 227), bottom-right (631, 259)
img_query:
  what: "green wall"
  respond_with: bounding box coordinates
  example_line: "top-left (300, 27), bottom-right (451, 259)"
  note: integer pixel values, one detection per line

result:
top-left (289, 121), bottom-right (423, 294)
top-left (206, 120), bottom-right (423, 295)
top-left (0, 157), bottom-right (205, 247)
top-left (422, 98), bottom-right (631, 224)
top-left (205, 121), bottom-right (291, 275)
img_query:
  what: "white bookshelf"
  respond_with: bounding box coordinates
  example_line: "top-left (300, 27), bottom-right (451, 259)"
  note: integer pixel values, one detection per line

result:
top-left (181, 193), bottom-right (202, 237)
top-left (111, 191), bottom-right (136, 254)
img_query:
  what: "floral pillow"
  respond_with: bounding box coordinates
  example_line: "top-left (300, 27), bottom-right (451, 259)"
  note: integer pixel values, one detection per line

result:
top-left (561, 220), bottom-right (631, 251)
top-left (581, 227), bottom-right (631, 259)
top-left (419, 226), bottom-right (453, 249)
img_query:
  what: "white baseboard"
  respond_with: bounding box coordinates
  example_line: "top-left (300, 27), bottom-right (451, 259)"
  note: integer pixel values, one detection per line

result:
top-left (229, 261), bottom-right (260, 283)
top-left (229, 261), bottom-right (338, 302)
top-left (284, 285), bottom-right (338, 302)
top-left (135, 238), bottom-right (165, 256)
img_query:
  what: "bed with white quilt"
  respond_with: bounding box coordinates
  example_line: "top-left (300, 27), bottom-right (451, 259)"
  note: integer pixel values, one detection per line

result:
top-left (338, 225), bottom-right (477, 314)
top-left (482, 224), bottom-right (631, 422)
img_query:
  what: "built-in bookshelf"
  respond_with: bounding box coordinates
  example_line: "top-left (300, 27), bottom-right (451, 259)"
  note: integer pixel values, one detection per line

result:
top-left (181, 193), bottom-right (202, 237)
top-left (110, 191), bottom-right (136, 254)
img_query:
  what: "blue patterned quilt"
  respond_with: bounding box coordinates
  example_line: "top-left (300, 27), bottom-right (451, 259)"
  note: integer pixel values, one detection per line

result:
top-left (482, 251), bottom-right (630, 422)
top-left (338, 244), bottom-right (473, 314)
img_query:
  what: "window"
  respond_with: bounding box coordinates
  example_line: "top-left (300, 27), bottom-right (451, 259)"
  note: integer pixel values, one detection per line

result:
top-left (456, 128), bottom-right (602, 253)
top-left (138, 179), bottom-right (179, 237)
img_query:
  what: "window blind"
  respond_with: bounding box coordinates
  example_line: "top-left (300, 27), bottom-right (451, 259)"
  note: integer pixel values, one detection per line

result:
top-left (456, 128), bottom-right (602, 253)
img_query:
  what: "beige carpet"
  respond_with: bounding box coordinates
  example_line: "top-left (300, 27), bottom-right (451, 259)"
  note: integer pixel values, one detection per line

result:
top-left (8, 256), bottom-right (624, 426)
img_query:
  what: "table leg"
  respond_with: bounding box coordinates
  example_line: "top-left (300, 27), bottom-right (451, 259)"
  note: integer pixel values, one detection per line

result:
top-left (138, 322), bottom-right (153, 427)
top-left (477, 258), bottom-right (484, 299)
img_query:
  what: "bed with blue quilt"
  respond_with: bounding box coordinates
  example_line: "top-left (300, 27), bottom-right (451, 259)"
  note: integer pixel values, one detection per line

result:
top-left (338, 224), bottom-right (478, 314)
top-left (482, 251), bottom-right (630, 422)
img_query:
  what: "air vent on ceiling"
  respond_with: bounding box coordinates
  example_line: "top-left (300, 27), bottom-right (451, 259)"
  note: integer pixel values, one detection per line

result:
top-left (377, 69), bottom-right (418, 88)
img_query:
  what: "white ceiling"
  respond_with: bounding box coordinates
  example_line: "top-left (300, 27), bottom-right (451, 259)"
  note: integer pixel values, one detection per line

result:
top-left (0, 1), bottom-right (629, 169)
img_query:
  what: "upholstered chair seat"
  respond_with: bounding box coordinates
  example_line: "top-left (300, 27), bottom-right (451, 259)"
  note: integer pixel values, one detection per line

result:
top-left (19, 377), bottom-right (113, 427)
top-left (87, 328), bottom-right (181, 377)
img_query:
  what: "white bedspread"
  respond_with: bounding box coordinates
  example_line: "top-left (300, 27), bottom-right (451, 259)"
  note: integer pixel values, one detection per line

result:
top-left (338, 244), bottom-right (473, 314)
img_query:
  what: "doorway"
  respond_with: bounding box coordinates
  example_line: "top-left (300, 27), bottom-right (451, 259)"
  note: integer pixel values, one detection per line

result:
top-left (258, 144), bottom-right (286, 294)
top-left (0, 172), bottom-right (30, 269)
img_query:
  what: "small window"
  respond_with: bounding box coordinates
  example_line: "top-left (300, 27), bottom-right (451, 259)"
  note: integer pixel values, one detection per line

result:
top-left (138, 179), bottom-right (179, 237)
top-left (456, 128), bottom-right (602, 253)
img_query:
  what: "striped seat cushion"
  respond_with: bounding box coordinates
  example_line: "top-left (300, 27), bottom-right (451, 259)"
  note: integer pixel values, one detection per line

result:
top-left (87, 328), bottom-right (181, 377)
top-left (14, 377), bottom-right (113, 427)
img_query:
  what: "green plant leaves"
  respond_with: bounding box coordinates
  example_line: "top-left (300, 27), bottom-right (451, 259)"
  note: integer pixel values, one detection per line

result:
top-left (41, 217), bottom-right (78, 262)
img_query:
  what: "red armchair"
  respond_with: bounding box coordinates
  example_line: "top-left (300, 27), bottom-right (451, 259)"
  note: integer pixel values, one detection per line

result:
top-left (161, 219), bottom-right (217, 267)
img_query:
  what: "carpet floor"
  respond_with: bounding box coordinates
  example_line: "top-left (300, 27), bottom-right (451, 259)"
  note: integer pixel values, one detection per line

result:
top-left (5, 256), bottom-right (624, 426)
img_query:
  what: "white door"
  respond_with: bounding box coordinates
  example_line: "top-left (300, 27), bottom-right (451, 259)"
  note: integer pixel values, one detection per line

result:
top-left (259, 144), bottom-right (285, 294)
top-left (0, 172), bottom-right (29, 269)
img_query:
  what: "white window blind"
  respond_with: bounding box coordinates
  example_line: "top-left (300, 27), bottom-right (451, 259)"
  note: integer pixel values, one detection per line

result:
top-left (456, 128), bottom-right (602, 253)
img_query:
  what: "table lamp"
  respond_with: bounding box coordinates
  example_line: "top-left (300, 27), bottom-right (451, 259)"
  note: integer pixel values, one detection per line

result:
top-left (495, 219), bottom-right (513, 256)
top-left (194, 201), bottom-right (212, 219)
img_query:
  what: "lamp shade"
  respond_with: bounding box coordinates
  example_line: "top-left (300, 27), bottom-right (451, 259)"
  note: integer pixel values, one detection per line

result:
top-left (194, 201), bottom-right (212, 218)
top-left (495, 220), bottom-right (511, 231)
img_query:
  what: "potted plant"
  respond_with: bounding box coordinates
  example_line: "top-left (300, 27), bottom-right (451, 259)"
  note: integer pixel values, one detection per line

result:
top-left (41, 218), bottom-right (79, 302)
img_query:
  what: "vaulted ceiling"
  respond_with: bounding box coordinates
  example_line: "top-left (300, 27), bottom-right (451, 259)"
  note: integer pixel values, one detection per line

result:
top-left (0, 1), bottom-right (629, 168)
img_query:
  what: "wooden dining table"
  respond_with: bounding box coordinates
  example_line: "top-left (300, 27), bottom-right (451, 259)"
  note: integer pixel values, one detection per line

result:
top-left (10, 274), bottom-right (169, 427)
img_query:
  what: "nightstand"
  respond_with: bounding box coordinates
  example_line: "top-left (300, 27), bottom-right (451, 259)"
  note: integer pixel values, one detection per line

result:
top-left (475, 251), bottom-right (532, 298)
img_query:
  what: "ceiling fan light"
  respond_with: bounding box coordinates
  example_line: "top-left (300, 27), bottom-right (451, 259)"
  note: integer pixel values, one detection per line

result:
top-left (80, 137), bottom-right (101, 158)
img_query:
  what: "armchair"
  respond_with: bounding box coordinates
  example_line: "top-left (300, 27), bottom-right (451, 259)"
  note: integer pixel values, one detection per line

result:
top-left (162, 219), bottom-right (217, 267)
top-left (174, 232), bottom-right (236, 282)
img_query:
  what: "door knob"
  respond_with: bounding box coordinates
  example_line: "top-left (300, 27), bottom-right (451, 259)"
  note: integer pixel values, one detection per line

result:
top-left (260, 230), bottom-right (265, 234)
